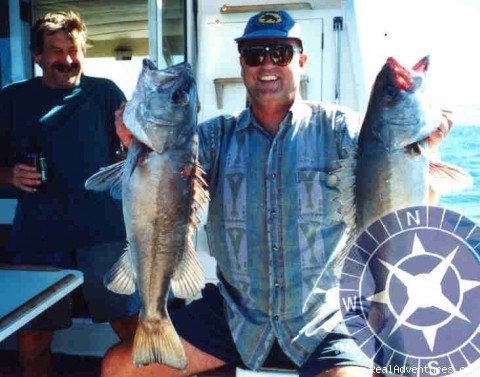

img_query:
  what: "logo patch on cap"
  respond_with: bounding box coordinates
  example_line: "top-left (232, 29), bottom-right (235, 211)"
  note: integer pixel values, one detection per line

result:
top-left (235, 9), bottom-right (302, 43)
top-left (258, 12), bottom-right (282, 24)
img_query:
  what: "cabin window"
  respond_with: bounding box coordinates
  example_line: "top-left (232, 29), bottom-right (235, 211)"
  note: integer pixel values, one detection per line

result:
top-left (0, 0), bottom-right (31, 88)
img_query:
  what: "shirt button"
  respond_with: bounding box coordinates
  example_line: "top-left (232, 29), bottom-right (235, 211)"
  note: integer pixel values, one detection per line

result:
top-left (326, 173), bottom-right (339, 188)
top-left (272, 244), bottom-right (278, 251)
top-left (274, 315), bottom-right (279, 321)
top-left (274, 282), bottom-right (280, 288)
top-left (271, 173), bottom-right (276, 179)
top-left (271, 210), bottom-right (277, 216)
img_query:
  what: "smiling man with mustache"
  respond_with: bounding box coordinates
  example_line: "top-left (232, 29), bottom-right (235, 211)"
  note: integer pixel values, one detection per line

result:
top-left (0, 11), bottom-right (141, 376)
top-left (32, 15), bottom-right (84, 89)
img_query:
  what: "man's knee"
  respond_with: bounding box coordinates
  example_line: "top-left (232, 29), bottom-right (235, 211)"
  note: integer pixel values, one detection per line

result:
top-left (102, 338), bottom-right (227, 377)
top-left (102, 341), bottom-right (132, 377)
top-left (102, 341), bottom-right (180, 377)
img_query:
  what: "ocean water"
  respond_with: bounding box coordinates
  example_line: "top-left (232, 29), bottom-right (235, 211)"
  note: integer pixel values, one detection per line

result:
top-left (438, 125), bottom-right (480, 224)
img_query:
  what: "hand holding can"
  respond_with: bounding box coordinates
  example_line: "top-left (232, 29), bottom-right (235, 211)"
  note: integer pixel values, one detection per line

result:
top-left (25, 151), bottom-right (47, 183)
top-left (10, 163), bottom-right (42, 192)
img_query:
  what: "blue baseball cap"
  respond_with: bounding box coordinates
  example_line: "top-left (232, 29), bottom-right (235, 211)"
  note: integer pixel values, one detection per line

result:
top-left (235, 10), bottom-right (302, 44)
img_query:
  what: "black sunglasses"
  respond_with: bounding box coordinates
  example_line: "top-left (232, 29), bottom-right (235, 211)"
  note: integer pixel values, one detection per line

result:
top-left (239, 44), bottom-right (303, 67)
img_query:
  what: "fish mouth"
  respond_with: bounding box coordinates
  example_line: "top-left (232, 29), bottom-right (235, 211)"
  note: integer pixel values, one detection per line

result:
top-left (158, 76), bottom-right (178, 90)
top-left (142, 59), bottom-right (157, 71)
top-left (163, 62), bottom-right (189, 75)
top-left (385, 56), bottom-right (429, 92)
top-left (388, 119), bottom-right (421, 127)
top-left (142, 59), bottom-right (192, 91)
top-left (148, 117), bottom-right (176, 127)
top-left (143, 108), bottom-right (187, 127)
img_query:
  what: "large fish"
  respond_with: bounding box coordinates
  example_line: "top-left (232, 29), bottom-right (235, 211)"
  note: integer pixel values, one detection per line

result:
top-left (331, 56), bottom-right (473, 264)
top-left (85, 60), bottom-right (207, 369)
top-left (300, 56), bottom-right (472, 334)
top-left (355, 56), bottom-right (472, 230)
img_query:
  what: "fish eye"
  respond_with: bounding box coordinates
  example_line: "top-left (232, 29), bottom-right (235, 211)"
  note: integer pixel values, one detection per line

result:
top-left (173, 90), bottom-right (189, 106)
top-left (385, 84), bottom-right (399, 102)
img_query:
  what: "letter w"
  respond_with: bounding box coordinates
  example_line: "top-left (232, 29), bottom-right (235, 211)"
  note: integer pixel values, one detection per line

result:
top-left (342, 296), bottom-right (359, 312)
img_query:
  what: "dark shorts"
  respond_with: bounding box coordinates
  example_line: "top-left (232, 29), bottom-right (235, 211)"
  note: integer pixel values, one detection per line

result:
top-left (11, 241), bottom-right (141, 331)
top-left (171, 284), bottom-right (373, 377)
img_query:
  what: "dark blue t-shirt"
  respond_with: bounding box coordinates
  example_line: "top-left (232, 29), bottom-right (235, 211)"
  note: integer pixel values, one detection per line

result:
top-left (0, 75), bottom-right (126, 254)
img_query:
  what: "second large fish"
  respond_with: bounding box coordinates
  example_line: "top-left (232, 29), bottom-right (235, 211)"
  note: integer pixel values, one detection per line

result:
top-left (300, 56), bottom-right (472, 334)
top-left (85, 60), bottom-right (207, 369)
top-left (334, 56), bottom-right (472, 262)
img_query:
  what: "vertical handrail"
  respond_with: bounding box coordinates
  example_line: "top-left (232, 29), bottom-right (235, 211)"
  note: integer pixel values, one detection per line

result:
top-left (333, 16), bottom-right (343, 104)
top-left (148, 0), bottom-right (160, 67)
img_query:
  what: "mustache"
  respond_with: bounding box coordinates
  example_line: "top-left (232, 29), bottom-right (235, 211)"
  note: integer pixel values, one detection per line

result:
top-left (51, 62), bottom-right (80, 73)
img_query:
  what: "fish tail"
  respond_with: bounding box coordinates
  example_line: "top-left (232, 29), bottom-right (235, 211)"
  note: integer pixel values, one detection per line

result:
top-left (132, 317), bottom-right (187, 370)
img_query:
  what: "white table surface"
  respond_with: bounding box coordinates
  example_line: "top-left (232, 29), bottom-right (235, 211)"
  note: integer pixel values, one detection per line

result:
top-left (0, 267), bottom-right (83, 342)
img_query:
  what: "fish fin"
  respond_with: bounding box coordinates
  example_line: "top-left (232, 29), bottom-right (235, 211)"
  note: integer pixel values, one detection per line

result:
top-left (133, 317), bottom-right (187, 369)
top-left (171, 160), bottom-right (208, 299)
top-left (103, 247), bottom-right (137, 295)
top-left (303, 152), bottom-right (359, 318)
top-left (191, 160), bottom-right (210, 209)
top-left (331, 153), bottom-right (358, 238)
top-left (125, 140), bottom-right (151, 179)
top-left (429, 161), bottom-right (474, 195)
top-left (305, 152), bottom-right (359, 315)
top-left (171, 243), bottom-right (205, 299)
top-left (84, 160), bottom-right (125, 200)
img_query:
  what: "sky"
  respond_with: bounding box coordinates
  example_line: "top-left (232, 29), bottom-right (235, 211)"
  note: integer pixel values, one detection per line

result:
top-left (355, 0), bottom-right (480, 125)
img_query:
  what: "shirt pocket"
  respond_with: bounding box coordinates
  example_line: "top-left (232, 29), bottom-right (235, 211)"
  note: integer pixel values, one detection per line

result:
top-left (296, 169), bottom-right (341, 225)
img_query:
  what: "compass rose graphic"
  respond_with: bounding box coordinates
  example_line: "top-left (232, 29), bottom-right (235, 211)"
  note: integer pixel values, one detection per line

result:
top-left (340, 206), bottom-right (480, 376)
top-left (369, 233), bottom-right (480, 351)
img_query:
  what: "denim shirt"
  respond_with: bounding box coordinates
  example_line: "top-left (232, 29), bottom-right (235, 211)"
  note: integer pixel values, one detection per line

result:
top-left (198, 101), bottom-right (361, 370)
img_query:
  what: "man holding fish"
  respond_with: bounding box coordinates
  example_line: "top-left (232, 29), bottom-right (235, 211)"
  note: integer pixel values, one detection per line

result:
top-left (101, 9), bottom-right (458, 377)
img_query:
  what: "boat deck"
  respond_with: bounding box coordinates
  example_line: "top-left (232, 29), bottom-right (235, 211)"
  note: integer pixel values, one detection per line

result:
top-left (0, 349), bottom-right (237, 376)
top-left (0, 350), bottom-right (101, 376)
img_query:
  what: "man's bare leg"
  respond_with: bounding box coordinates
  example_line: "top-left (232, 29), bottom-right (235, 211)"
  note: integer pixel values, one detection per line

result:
top-left (101, 337), bottom-right (227, 377)
top-left (109, 312), bottom-right (138, 341)
top-left (18, 330), bottom-right (53, 377)
top-left (316, 366), bottom-right (380, 377)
